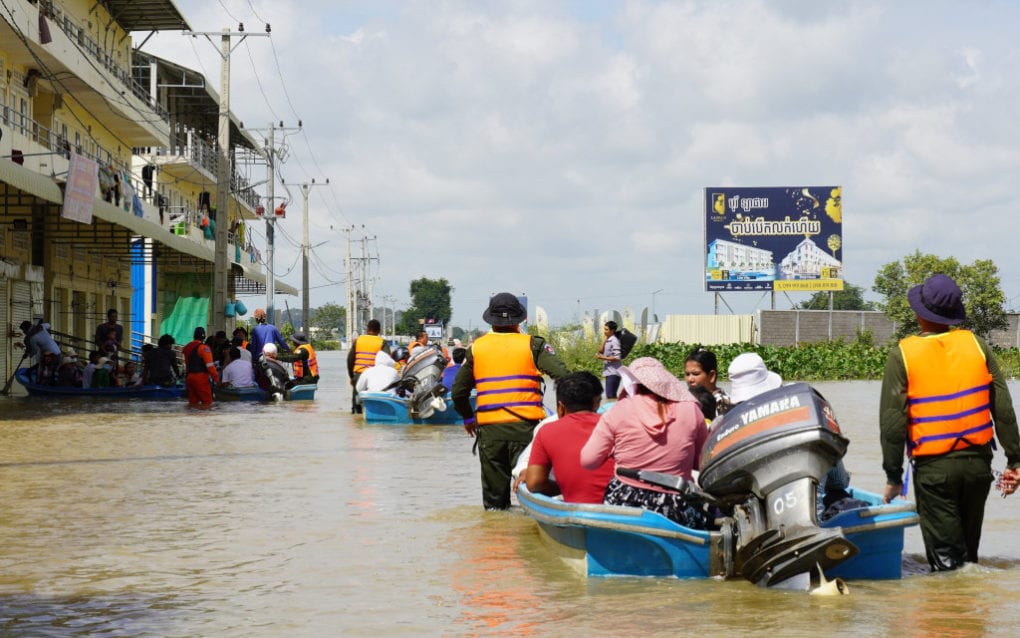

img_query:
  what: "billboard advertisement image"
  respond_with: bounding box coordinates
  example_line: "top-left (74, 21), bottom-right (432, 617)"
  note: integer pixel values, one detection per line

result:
top-left (704, 186), bottom-right (843, 292)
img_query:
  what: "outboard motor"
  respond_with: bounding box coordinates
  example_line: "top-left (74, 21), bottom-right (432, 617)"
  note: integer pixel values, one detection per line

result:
top-left (698, 382), bottom-right (858, 588)
top-left (393, 345), bottom-right (449, 419)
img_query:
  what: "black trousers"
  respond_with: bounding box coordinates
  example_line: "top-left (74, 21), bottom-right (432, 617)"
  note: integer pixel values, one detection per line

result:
top-left (350, 372), bottom-right (362, 413)
top-left (913, 454), bottom-right (994, 571)
top-left (476, 422), bottom-right (536, 510)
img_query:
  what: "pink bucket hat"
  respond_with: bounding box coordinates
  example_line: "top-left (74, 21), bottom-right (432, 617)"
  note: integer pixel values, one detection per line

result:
top-left (620, 357), bottom-right (692, 402)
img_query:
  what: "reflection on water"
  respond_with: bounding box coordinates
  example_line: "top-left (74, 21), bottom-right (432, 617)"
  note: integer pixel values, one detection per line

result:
top-left (2, 362), bottom-right (1020, 636)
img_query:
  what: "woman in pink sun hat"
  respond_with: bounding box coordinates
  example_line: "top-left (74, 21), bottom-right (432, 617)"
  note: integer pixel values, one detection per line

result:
top-left (580, 357), bottom-right (712, 529)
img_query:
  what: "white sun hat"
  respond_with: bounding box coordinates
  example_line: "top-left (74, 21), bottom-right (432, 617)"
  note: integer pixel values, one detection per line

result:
top-left (728, 352), bottom-right (783, 404)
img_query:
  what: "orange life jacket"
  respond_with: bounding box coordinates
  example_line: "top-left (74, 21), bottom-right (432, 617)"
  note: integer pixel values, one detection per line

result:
top-left (353, 335), bottom-right (384, 373)
top-left (472, 332), bottom-right (545, 425)
top-left (293, 343), bottom-right (318, 378)
top-left (900, 329), bottom-right (994, 457)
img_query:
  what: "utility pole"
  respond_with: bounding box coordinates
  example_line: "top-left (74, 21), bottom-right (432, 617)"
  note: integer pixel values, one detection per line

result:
top-left (252, 121), bottom-right (300, 322)
top-left (344, 226), bottom-right (354, 344)
top-left (294, 179), bottom-right (328, 332)
top-left (186, 24), bottom-right (270, 332)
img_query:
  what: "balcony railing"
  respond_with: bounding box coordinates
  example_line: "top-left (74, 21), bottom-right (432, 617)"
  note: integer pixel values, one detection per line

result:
top-left (2, 114), bottom-right (263, 269)
top-left (37, 0), bottom-right (169, 122)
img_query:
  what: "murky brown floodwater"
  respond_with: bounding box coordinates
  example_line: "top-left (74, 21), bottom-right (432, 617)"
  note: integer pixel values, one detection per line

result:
top-left (2, 355), bottom-right (1020, 637)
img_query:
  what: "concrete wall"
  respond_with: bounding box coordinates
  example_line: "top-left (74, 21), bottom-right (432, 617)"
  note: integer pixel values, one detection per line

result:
top-left (757, 309), bottom-right (1020, 348)
top-left (758, 310), bottom-right (896, 346)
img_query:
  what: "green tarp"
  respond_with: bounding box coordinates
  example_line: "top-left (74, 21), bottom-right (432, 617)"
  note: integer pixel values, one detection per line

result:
top-left (161, 296), bottom-right (209, 346)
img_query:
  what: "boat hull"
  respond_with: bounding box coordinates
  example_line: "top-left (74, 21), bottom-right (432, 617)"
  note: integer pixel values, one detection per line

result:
top-left (518, 485), bottom-right (917, 581)
top-left (214, 384), bottom-right (317, 402)
top-left (14, 369), bottom-right (184, 399)
top-left (360, 391), bottom-right (469, 425)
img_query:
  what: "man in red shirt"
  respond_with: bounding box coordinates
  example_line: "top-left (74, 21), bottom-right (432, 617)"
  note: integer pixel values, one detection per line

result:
top-left (524, 371), bottom-right (615, 504)
top-left (182, 326), bottom-right (219, 406)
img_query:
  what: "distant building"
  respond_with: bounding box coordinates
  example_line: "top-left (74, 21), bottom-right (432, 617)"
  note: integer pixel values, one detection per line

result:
top-left (779, 238), bottom-right (842, 279)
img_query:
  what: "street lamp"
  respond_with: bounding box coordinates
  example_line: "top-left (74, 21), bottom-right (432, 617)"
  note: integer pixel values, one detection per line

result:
top-left (651, 289), bottom-right (663, 322)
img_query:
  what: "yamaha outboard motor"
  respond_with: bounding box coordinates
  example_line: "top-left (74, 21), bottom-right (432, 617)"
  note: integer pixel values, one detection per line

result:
top-left (393, 345), bottom-right (449, 419)
top-left (698, 382), bottom-right (858, 588)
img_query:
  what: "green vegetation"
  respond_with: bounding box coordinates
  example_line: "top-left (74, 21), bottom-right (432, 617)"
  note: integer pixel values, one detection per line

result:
top-left (539, 328), bottom-right (1020, 381)
top-left (873, 251), bottom-right (1008, 341)
top-left (397, 277), bottom-right (453, 335)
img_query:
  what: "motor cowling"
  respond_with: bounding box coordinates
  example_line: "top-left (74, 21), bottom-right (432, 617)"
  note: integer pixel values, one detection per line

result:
top-left (698, 383), bottom-right (858, 588)
top-left (398, 345), bottom-right (449, 419)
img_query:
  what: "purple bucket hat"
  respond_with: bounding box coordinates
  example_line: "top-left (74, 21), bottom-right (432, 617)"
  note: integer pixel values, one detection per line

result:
top-left (908, 274), bottom-right (966, 326)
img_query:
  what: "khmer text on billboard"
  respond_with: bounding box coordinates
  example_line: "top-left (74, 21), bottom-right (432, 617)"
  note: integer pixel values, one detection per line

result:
top-left (703, 187), bottom-right (843, 292)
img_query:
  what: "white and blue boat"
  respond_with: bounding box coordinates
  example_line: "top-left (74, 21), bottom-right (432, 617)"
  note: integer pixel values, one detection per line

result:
top-left (518, 383), bottom-right (920, 590)
top-left (518, 485), bottom-right (917, 581)
top-left (215, 383), bottom-right (317, 402)
top-left (360, 391), bottom-right (469, 425)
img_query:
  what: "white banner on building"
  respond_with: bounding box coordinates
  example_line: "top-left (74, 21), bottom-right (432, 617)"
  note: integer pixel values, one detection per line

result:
top-left (61, 153), bottom-right (99, 224)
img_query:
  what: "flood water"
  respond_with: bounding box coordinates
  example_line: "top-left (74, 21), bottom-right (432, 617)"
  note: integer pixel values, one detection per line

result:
top-left (3, 352), bottom-right (1020, 637)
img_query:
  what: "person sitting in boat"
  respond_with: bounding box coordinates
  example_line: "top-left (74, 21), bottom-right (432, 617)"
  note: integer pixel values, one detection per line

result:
top-left (146, 334), bottom-right (181, 386)
top-left (82, 351), bottom-right (100, 389)
top-left (727, 352), bottom-right (865, 521)
top-left (580, 357), bottom-right (713, 529)
top-left (257, 343), bottom-right (291, 399)
top-left (687, 385), bottom-right (717, 424)
top-left (232, 326), bottom-right (249, 352)
top-left (93, 357), bottom-right (113, 389)
top-left (120, 361), bottom-right (142, 387)
top-left (55, 354), bottom-right (83, 387)
top-left (220, 346), bottom-right (256, 389)
top-left (355, 350), bottom-right (400, 397)
top-left (684, 346), bottom-right (731, 418)
top-left (231, 334), bottom-right (252, 363)
top-left (440, 347), bottom-right (467, 393)
top-left (390, 346), bottom-right (410, 374)
top-left (275, 333), bottom-right (319, 386)
top-left (409, 331), bottom-right (430, 358)
top-left (523, 371), bottom-right (616, 504)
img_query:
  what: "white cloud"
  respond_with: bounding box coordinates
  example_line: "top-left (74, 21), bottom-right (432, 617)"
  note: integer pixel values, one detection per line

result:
top-left (144, 0), bottom-right (1020, 326)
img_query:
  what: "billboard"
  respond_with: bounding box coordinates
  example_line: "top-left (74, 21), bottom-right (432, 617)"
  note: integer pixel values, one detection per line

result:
top-left (704, 186), bottom-right (843, 292)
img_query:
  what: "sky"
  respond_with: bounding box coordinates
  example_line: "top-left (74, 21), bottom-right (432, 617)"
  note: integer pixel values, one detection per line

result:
top-left (143, 0), bottom-right (1020, 331)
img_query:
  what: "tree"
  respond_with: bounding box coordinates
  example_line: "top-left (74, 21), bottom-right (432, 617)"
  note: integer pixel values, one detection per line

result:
top-left (872, 251), bottom-right (1008, 341)
top-left (312, 303), bottom-right (346, 338)
top-left (798, 283), bottom-right (876, 311)
top-left (397, 277), bottom-right (453, 335)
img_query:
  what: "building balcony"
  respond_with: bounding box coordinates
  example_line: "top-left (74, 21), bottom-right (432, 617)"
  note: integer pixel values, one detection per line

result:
top-left (2, 0), bottom-right (170, 145)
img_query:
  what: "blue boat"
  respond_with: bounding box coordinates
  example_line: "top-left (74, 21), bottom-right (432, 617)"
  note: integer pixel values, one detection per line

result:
top-left (359, 391), bottom-right (469, 425)
top-left (214, 383), bottom-right (317, 402)
top-left (14, 368), bottom-right (184, 399)
top-left (517, 485), bottom-right (918, 581)
top-left (518, 383), bottom-right (921, 589)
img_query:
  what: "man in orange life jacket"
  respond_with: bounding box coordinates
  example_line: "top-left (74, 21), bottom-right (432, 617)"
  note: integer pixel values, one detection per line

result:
top-left (347, 319), bottom-right (387, 413)
top-left (183, 326), bottom-right (219, 406)
top-left (277, 332), bottom-right (319, 385)
top-left (452, 292), bottom-right (568, 510)
top-left (881, 274), bottom-right (1020, 571)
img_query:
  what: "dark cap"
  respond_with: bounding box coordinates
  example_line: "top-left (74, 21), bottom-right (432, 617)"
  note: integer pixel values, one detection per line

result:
top-left (482, 292), bottom-right (526, 326)
top-left (194, 326), bottom-right (206, 340)
top-left (908, 274), bottom-right (966, 326)
top-left (291, 332), bottom-right (308, 345)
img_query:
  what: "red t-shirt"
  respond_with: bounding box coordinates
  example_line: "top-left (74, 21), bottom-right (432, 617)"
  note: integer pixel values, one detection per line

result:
top-left (528, 412), bottom-right (615, 504)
